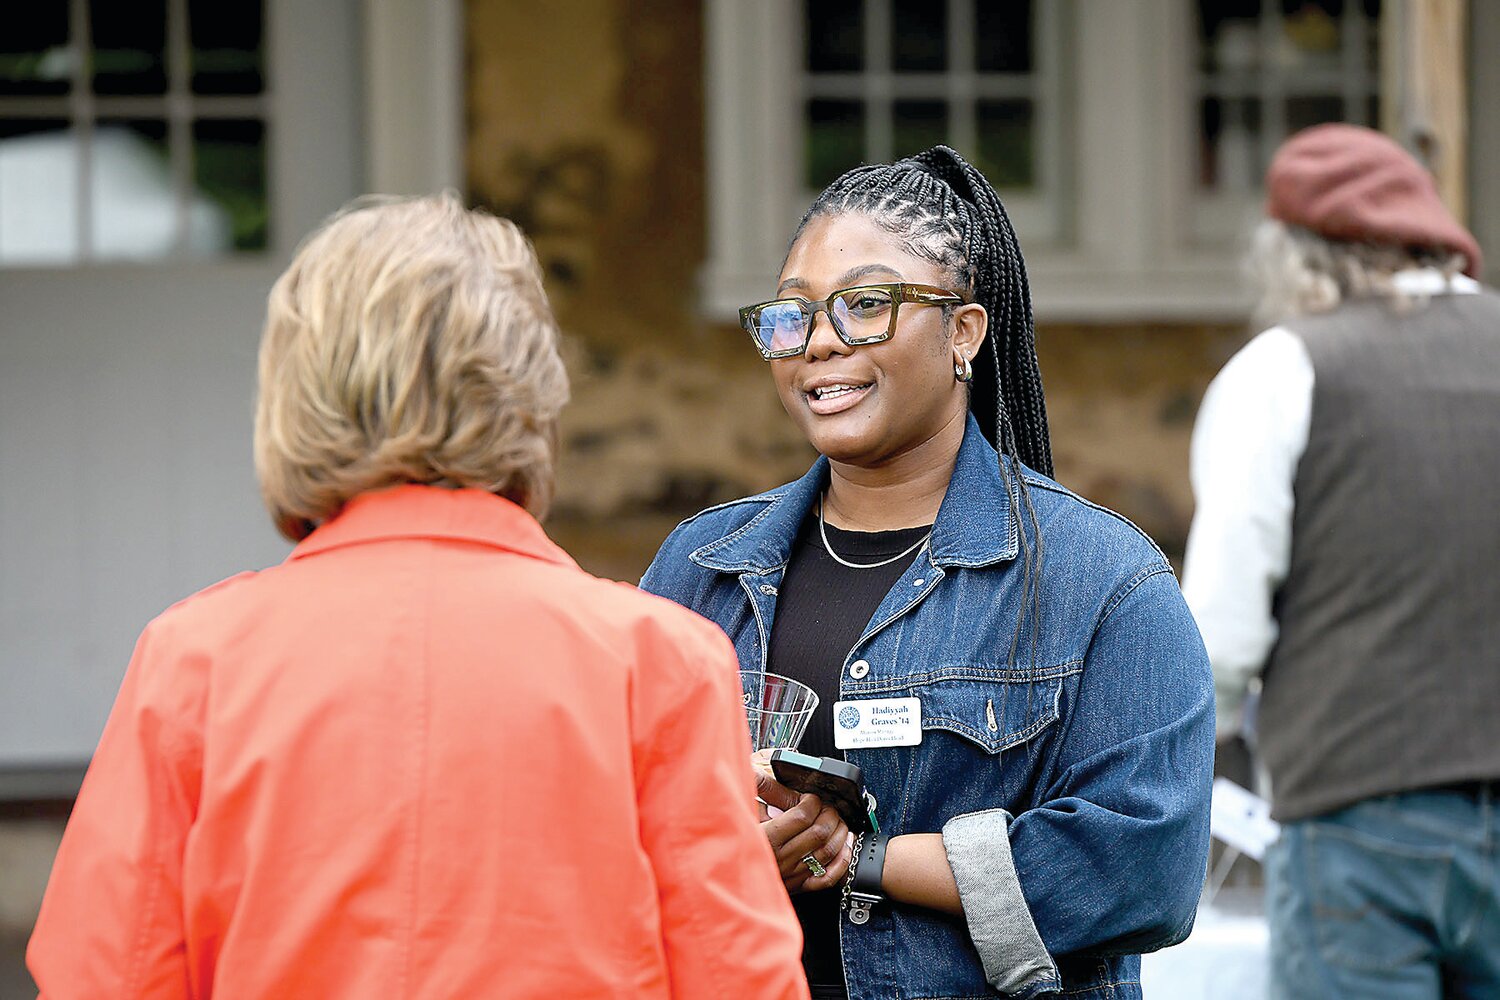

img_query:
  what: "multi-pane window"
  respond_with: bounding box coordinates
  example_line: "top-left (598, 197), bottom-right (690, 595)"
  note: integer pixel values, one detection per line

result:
top-left (0, 0), bottom-right (267, 265)
top-left (1192, 0), bottom-right (1382, 241)
top-left (800, 0), bottom-right (1068, 243)
top-left (708, 0), bottom-right (1403, 319)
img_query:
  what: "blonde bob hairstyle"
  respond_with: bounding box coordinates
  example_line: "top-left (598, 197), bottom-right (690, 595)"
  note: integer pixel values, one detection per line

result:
top-left (255, 192), bottom-right (569, 542)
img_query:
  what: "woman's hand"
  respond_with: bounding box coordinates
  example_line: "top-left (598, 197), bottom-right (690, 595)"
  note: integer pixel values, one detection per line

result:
top-left (753, 761), bottom-right (853, 894)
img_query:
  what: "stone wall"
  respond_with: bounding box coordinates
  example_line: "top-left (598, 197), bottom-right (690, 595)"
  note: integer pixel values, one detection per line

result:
top-left (1039, 322), bottom-right (1246, 562)
top-left (466, 0), bottom-right (1249, 582)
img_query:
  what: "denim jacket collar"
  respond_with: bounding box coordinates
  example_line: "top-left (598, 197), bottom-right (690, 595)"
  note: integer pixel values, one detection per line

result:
top-left (689, 414), bottom-right (1019, 574)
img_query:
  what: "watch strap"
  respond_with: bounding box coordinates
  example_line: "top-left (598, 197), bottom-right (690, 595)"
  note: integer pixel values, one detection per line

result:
top-left (846, 829), bottom-right (890, 925)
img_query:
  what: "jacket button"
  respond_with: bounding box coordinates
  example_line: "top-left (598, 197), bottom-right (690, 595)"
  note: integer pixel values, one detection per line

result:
top-left (849, 660), bottom-right (870, 679)
top-left (759, 584), bottom-right (777, 595)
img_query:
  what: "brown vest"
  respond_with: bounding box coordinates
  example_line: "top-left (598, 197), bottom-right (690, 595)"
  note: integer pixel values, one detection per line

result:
top-left (1260, 290), bottom-right (1500, 821)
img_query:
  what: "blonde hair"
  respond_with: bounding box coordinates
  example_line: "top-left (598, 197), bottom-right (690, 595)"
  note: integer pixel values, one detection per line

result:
top-left (1247, 219), bottom-right (1468, 330)
top-left (255, 192), bottom-right (569, 542)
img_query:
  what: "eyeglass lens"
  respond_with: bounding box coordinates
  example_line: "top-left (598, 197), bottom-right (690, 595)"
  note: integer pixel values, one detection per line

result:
top-left (751, 287), bottom-right (896, 355)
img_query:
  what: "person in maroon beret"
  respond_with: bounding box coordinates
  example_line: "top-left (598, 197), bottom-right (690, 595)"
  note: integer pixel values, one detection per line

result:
top-left (1182, 122), bottom-right (1500, 999)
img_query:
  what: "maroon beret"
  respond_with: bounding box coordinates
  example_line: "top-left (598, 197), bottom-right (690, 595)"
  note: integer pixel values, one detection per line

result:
top-left (1265, 123), bottom-right (1481, 278)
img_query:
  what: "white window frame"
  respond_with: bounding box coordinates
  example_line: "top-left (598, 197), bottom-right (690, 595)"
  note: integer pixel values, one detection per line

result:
top-left (0, 0), bottom-right (274, 264)
top-left (361, 0), bottom-right (463, 198)
top-left (1188, 1), bottom-right (1382, 247)
top-left (0, 0), bottom-right (461, 270)
top-left (705, 0), bottom-right (1389, 323)
top-left (795, 0), bottom-right (1068, 245)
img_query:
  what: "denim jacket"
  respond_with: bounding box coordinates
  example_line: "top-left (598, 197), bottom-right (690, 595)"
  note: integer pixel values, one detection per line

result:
top-left (640, 417), bottom-right (1214, 999)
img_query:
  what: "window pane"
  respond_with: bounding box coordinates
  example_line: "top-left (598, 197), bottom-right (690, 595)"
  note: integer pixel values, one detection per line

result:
top-left (806, 99), bottom-right (864, 190)
top-left (893, 0), bottom-right (946, 72)
top-left (1279, 0), bottom-right (1343, 71)
top-left (0, 120), bottom-right (78, 263)
top-left (1286, 94), bottom-right (1344, 135)
top-left (0, 7), bottom-right (71, 96)
top-left (893, 100), bottom-right (947, 160)
top-left (974, 99), bottom-right (1034, 189)
top-left (193, 119), bottom-right (267, 252)
top-left (975, 0), bottom-right (1032, 73)
top-left (1196, 0), bottom-right (1380, 189)
top-left (90, 0), bottom-right (168, 95)
top-left (91, 119), bottom-right (176, 260)
top-left (1363, 0), bottom-right (1382, 68)
top-left (1198, 97), bottom-right (1263, 192)
top-left (190, 0), bottom-right (265, 95)
top-left (806, 0), bottom-right (863, 73)
top-left (1197, 0), bottom-right (1261, 74)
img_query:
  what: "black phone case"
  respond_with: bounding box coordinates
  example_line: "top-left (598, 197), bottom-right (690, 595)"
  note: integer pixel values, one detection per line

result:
top-left (769, 752), bottom-right (872, 833)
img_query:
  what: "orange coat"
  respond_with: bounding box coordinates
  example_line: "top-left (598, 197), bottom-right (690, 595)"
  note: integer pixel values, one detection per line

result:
top-left (29, 485), bottom-right (808, 999)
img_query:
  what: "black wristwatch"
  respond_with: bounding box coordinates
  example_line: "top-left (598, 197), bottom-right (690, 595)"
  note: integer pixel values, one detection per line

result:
top-left (846, 829), bottom-right (890, 925)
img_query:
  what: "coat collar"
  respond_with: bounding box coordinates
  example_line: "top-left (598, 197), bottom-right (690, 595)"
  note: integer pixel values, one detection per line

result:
top-left (690, 415), bottom-right (1021, 574)
top-left (289, 484), bottom-right (577, 568)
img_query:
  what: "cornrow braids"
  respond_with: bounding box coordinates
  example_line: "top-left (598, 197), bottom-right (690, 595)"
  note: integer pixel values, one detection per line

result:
top-left (790, 145), bottom-right (1053, 477)
top-left (790, 145), bottom-right (1052, 680)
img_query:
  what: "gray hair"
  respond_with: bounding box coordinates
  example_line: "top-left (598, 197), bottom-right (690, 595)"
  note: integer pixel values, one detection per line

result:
top-left (1247, 219), bottom-right (1469, 329)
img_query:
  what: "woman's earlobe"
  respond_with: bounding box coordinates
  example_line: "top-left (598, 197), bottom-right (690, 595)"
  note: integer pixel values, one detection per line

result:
top-left (954, 351), bottom-right (974, 383)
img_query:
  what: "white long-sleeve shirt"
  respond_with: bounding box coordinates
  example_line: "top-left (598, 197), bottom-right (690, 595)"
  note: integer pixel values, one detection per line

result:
top-left (1181, 270), bottom-right (1480, 737)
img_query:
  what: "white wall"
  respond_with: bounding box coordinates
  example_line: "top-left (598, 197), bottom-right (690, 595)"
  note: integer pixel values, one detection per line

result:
top-left (0, 267), bottom-right (293, 774)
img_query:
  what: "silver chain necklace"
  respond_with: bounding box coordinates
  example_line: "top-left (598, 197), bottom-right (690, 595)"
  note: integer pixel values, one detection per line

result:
top-left (818, 495), bottom-right (933, 570)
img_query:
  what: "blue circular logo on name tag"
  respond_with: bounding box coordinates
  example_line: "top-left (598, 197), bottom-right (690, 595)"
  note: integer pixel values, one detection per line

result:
top-left (838, 705), bottom-right (861, 730)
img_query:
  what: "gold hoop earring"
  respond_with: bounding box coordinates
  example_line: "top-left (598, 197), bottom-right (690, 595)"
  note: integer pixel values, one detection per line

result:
top-left (954, 352), bottom-right (973, 383)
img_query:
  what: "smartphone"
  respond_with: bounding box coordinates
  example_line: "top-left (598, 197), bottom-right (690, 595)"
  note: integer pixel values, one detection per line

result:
top-left (769, 749), bottom-right (876, 833)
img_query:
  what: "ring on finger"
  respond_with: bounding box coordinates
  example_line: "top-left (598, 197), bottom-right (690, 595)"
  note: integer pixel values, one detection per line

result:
top-left (800, 853), bottom-right (827, 878)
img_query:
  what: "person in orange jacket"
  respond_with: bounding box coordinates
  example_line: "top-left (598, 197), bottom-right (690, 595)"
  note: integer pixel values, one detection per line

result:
top-left (26, 193), bottom-right (809, 1000)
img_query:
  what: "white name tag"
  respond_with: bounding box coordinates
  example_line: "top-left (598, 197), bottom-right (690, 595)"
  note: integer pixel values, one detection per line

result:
top-left (832, 697), bottom-right (923, 749)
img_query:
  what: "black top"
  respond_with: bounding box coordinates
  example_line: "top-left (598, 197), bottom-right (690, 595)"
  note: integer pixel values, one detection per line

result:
top-left (767, 507), bottom-right (932, 991)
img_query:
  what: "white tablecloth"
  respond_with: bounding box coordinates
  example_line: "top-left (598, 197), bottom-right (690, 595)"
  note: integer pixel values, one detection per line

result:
top-left (1139, 906), bottom-right (1269, 999)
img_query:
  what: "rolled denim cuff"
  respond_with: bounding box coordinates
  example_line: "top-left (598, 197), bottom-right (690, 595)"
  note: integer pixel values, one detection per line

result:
top-left (942, 808), bottom-right (1061, 997)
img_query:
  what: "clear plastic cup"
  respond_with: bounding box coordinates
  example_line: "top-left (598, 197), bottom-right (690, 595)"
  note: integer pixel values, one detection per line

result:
top-left (741, 670), bottom-right (820, 751)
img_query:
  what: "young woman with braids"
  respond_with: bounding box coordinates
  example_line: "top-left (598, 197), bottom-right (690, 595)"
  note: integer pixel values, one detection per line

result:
top-left (641, 146), bottom-right (1214, 1000)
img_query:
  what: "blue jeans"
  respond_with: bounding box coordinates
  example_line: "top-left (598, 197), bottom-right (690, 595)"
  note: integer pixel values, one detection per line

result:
top-left (1267, 787), bottom-right (1500, 999)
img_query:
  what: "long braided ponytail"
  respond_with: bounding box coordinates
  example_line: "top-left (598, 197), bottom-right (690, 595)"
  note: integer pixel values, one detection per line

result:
top-left (910, 147), bottom-right (1052, 477)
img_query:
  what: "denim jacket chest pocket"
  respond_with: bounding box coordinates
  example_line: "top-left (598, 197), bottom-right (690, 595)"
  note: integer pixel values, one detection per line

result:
top-left (850, 662), bottom-right (1080, 830)
top-left (915, 666), bottom-right (1072, 754)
